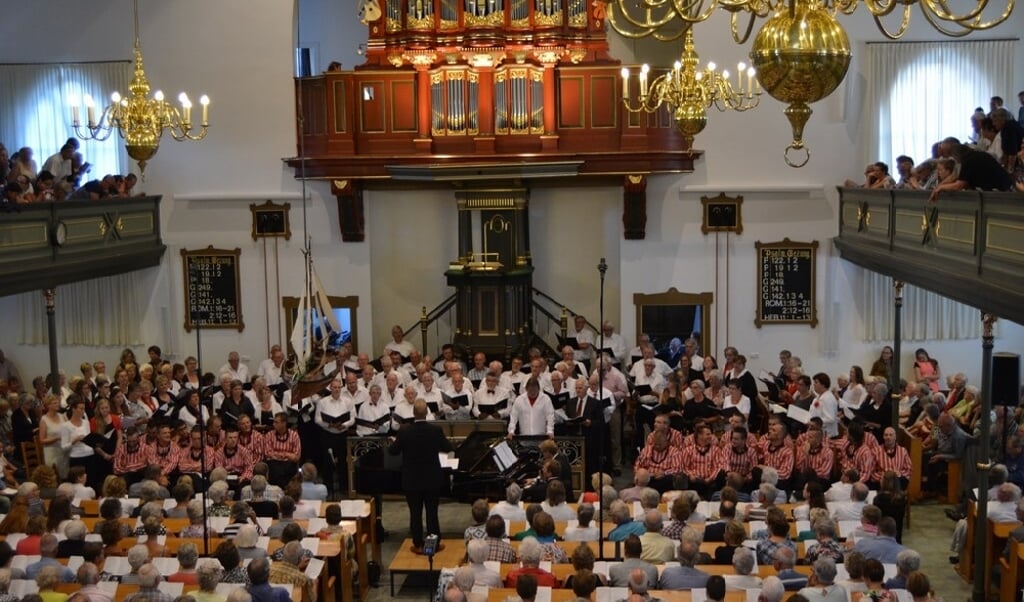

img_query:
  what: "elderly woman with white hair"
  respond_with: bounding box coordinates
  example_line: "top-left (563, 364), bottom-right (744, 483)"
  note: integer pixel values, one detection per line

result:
top-left (489, 482), bottom-right (526, 521)
top-left (207, 480), bottom-right (232, 517)
top-left (235, 524), bottom-right (267, 561)
top-left (797, 558), bottom-right (847, 601)
top-left (179, 499), bottom-right (219, 538)
top-left (466, 539), bottom-right (501, 588)
top-left (503, 537), bottom-right (558, 588)
top-left (167, 542), bottom-right (201, 585)
top-left (723, 547), bottom-right (762, 591)
top-left (119, 545), bottom-right (151, 585)
top-left (0, 568), bottom-right (16, 602)
top-left (187, 559), bottom-right (224, 602)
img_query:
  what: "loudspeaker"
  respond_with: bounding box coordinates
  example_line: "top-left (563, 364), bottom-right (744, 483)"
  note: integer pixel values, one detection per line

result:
top-left (992, 352), bottom-right (1020, 406)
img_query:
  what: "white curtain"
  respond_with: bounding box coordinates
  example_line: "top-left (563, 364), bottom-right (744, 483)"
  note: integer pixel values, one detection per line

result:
top-left (866, 40), bottom-right (1016, 167)
top-left (0, 62), bottom-right (130, 178)
top-left (860, 269), bottom-right (985, 341)
top-left (17, 272), bottom-right (146, 346)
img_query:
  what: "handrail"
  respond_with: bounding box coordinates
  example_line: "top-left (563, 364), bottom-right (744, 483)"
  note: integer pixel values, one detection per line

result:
top-left (403, 293), bottom-right (458, 355)
top-left (531, 287), bottom-right (600, 333)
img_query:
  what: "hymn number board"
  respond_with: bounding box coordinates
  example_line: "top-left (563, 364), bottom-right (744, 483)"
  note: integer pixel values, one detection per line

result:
top-left (755, 239), bottom-right (818, 328)
top-left (181, 247), bottom-right (244, 332)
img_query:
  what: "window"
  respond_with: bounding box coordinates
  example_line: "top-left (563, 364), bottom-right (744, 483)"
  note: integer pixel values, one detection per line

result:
top-left (0, 62), bottom-right (130, 179)
top-left (866, 40), bottom-right (1015, 166)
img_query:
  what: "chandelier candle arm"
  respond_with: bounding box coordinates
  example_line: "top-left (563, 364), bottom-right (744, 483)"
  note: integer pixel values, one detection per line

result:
top-left (68, 0), bottom-right (210, 176)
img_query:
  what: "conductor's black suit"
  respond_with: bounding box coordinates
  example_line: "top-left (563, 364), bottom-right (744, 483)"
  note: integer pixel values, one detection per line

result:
top-left (389, 419), bottom-right (453, 548)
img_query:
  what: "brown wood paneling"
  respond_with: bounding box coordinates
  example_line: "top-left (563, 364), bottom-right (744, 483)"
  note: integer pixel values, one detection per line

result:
top-left (333, 80), bottom-right (348, 133)
top-left (359, 81), bottom-right (386, 133)
top-left (557, 76), bottom-right (584, 129)
top-left (590, 75), bottom-right (617, 128)
top-left (391, 80), bottom-right (418, 132)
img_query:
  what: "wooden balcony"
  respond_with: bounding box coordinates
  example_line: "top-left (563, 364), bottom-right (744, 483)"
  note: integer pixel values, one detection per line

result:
top-left (834, 187), bottom-right (1024, 323)
top-left (0, 196), bottom-right (165, 297)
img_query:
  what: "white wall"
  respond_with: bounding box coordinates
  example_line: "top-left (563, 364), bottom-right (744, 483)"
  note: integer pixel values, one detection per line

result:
top-left (0, 1), bottom-right (1019, 387)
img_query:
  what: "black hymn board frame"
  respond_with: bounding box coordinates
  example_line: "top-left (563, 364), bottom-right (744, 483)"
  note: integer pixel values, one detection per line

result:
top-left (182, 246), bottom-right (245, 332)
top-left (755, 238), bottom-right (818, 328)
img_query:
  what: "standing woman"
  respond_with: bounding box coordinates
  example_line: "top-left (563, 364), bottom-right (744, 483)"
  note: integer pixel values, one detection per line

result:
top-left (246, 386), bottom-right (283, 433)
top-left (38, 395), bottom-right (69, 479)
top-left (62, 398), bottom-right (96, 487)
top-left (89, 398), bottom-right (122, 486)
top-left (183, 357), bottom-right (201, 390)
top-left (12, 392), bottom-right (39, 461)
top-left (152, 376), bottom-right (176, 418)
top-left (177, 390), bottom-right (210, 430)
top-left (218, 380), bottom-right (246, 428)
top-left (913, 348), bottom-right (941, 394)
top-left (841, 366), bottom-right (869, 412)
top-left (870, 346), bottom-right (895, 384)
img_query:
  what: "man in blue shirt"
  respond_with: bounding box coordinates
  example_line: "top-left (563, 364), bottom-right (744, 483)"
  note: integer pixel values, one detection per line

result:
top-left (853, 517), bottom-right (905, 564)
top-left (607, 500), bottom-right (646, 541)
top-left (658, 541), bottom-right (709, 589)
top-left (25, 534), bottom-right (75, 582)
top-left (246, 557), bottom-right (291, 602)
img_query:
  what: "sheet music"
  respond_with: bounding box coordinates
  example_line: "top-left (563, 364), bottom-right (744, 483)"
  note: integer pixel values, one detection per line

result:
top-left (494, 441), bottom-right (517, 472)
top-left (786, 404), bottom-right (811, 424)
top-left (305, 557), bottom-right (326, 578)
top-left (158, 582), bottom-right (185, 596)
top-left (691, 588), bottom-right (707, 602)
top-left (340, 499), bottom-right (369, 517)
top-left (535, 586), bottom-right (553, 602)
top-left (595, 587), bottom-right (628, 602)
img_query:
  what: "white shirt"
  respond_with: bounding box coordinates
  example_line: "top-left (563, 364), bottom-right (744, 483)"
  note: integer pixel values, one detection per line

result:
top-left (315, 394), bottom-right (356, 433)
top-left (841, 384), bottom-right (867, 411)
top-left (442, 382), bottom-right (476, 420)
top-left (177, 405), bottom-right (211, 429)
top-left (384, 339), bottom-right (417, 359)
top-left (62, 420), bottom-right (93, 458)
top-left (722, 394), bottom-right (751, 418)
top-left (634, 370), bottom-right (666, 401)
top-left (501, 370), bottom-right (527, 396)
top-left (597, 332), bottom-right (627, 364)
top-left (570, 327), bottom-right (595, 362)
top-left (811, 390), bottom-right (840, 438)
top-left (588, 386), bottom-right (616, 422)
top-left (356, 400), bottom-right (392, 436)
top-left (391, 399), bottom-right (436, 430)
top-left (630, 358), bottom-right (672, 379)
top-left (415, 384), bottom-right (445, 417)
top-left (380, 385), bottom-right (405, 408)
top-left (257, 358), bottom-right (285, 386)
top-left (473, 386), bottom-right (511, 418)
top-left (218, 362), bottom-right (250, 384)
top-left (41, 152), bottom-right (72, 182)
top-left (340, 386), bottom-right (369, 409)
top-left (508, 393), bottom-right (555, 436)
top-left (489, 501), bottom-right (526, 521)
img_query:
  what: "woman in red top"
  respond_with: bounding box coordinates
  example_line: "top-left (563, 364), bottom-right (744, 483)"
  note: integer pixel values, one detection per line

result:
top-left (15, 515), bottom-right (46, 555)
top-left (913, 348), bottom-right (941, 393)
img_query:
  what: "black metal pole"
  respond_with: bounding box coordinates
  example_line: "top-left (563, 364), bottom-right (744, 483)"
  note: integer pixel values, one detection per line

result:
top-left (971, 312), bottom-right (996, 602)
top-left (189, 262), bottom-right (210, 557)
top-left (891, 280), bottom-right (903, 428)
top-left (44, 290), bottom-right (60, 396)
top-left (597, 257), bottom-right (608, 560)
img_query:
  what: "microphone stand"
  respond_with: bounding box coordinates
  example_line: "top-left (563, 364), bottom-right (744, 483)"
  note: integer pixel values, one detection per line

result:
top-left (189, 261), bottom-right (210, 557)
top-left (596, 257), bottom-right (608, 560)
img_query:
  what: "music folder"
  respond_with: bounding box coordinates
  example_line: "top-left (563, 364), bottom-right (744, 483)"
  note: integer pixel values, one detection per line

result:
top-left (82, 433), bottom-right (108, 448)
top-left (634, 384), bottom-right (653, 397)
top-left (426, 400), bottom-right (440, 414)
top-left (321, 410), bottom-right (351, 426)
top-left (470, 378), bottom-right (482, 389)
top-left (589, 395), bottom-right (612, 409)
top-left (442, 392), bottom-right (469, 408)
top-left (355, 414), bottom-right (390, 428)
top-left (396, 415), bottom-right (416, 425)
top-left (512, 382), bottom-right (521, 395)
top-left (476, 399), bottom-right (508, 413)
top-left (758, 371), bottom-right (782, 402)
top-left (560, 336), bottom-right (580, 350)
top-left (550, 391), bottom-right (570, 410)
top-left (786, 404), bottom-right (811, 425)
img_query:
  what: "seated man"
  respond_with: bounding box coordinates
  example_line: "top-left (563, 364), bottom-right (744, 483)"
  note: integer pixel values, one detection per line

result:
top-left (609, 534), bottom-right (658, 588)
top-left (719, 427), bottom-right (758, 492)
top-left (489, 483), bottom-right (527, 521)
top-left (268, 541), bottom-right (316, 602)
top-left (658, 540), bottom-right (709, 589)
top-left (634, 431), bottom-right (684, 493)
top-left (922, 412), bottom-right (969, 494)
top-left (796, 558), bottom-right (846, 601)
top-left (754, 508), bottom-right (796, 566)
top-left (680, 425), bottom-right (722, 499)
top-left (619, 469), bottom-right (652, 503)
top-left (607, 500), bottom-right (646, 541)
top-left (773, 547), bottom-right (807, 591)
top-left (724, 547), bottom-right (762, 591)
top-left (637, 510), bottom-right (675, 563)
top-left (830, 481), bottom-right (869, 522)
top-left (853, 517), bottom-right (904, 564)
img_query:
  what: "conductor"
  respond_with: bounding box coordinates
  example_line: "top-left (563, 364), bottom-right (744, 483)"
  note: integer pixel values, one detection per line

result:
top-left (389, 399), bottom-right (453, 554)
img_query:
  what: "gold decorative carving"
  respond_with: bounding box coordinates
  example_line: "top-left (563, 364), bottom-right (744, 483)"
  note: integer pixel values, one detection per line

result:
top-left (386, 18), bottom-right (402, 32)
top-left (533, 49), bottom-right (563, 64)
top-left (535, 11), bottom-right (563, 26)
top-left (465, 10), bottom-right (505, 27)
top-left (567, 48), bottom-right (587, 64)
top-left (407, 14), bottom-right (434, 29)
top-left (388, 54), bottom-right (405, 67)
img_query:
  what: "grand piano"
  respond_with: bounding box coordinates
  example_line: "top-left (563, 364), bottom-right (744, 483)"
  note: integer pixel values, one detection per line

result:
top-left (351, 427), bottom-right (584, 502)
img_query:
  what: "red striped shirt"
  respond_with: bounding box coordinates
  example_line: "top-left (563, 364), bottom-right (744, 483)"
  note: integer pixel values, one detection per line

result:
top-left (872, 444), bottom-right (912, 482)
top-left (144, 443), bottom-right (180, 476)
top-left (215, 445), bottom-right (254, 481)
top-left (680, 445), bottom-right (721, 482)
top-left (839, 442), bottom-right (876, 482)
top-left (796, 444), bottom-right (834, 480)
top-left (263, 429), bottom-right (301, 462)
top-left (635, 444), bottom-right (685, 476)
top-left (238, 430), bottom-right (265, 464)
top-left (719, 446), bottom-right (758, 479)
top-left (758, 443), bottom-right (795, 480)
top-left (177, 446), bottom-right (218, 474)
top-left (113, 443), bottom-right (148, 475)
top-left (645, 428), bottom-right (684, 450)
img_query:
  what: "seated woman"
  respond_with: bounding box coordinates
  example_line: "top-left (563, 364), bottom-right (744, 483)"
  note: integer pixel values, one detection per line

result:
top-left (235, 525), bottom-right (267, 561)
top-left (140, 515), bottom-right (165, 559)
top-left (713, 520), bottom-right (746, 565)
top-left (562, 544), bottom-right (607, 589)
top-left (792, 480), bottom-right (827, 521)
top-left (166, 542), bottom-right (200, 585)
top-left (563, 503), bottom-right (599, 542)
top-left (805, 519), bottom-right (843, 565)
top-left (215, 541), bottom-right (250, 584)
top-left (949, 385), bottom-right (980, 431)
top-left (541, 480), bottom-right (575, 522)
top-left (316, 503), bottom-right (347, 541)
top-left (15, 515), bottom-right (46, 555)
top-left (179, 499), bottom-right (217, 538)
top-left (532, 512), bottom-right (568, 563)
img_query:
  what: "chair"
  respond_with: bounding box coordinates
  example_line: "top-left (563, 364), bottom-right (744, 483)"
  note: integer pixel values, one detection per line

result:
top-left (20, 440), bottom-right (43, 476)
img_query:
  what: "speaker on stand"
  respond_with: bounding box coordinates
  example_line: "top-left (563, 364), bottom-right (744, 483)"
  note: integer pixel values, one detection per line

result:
top-left (992, 352), bottom-right (1020, 464)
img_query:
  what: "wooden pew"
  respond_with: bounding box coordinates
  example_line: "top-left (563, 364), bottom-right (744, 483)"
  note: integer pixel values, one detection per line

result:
top-left (999, 535), bottom-right (1024, 602)
top-left (897, 427), bottom-right (923, 502)
top-left (988, 519), bottom-right (1021, 599)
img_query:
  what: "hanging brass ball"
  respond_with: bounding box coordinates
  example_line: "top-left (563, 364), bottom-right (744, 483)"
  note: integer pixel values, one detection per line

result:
top-left (673, 102), bottom-right (707, 147)
top-left (749, 0), bottom-right (851, 166)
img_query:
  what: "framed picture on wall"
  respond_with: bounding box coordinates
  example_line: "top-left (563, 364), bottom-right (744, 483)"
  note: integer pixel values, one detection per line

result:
top-left (700, 193), bottom-right (743, 235)
top-left (250, 200), bottom-right (291, 240)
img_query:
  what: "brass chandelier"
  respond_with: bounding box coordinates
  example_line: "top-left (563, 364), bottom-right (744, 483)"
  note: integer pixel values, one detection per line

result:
top-left (621, 29), bottom-right (761, 147)
top-left (71, 0), bottom-right (210, 175)
top-left (610, 0), bottom-right (1013, 166)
